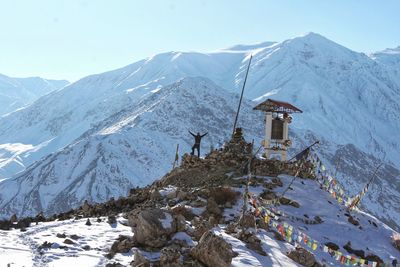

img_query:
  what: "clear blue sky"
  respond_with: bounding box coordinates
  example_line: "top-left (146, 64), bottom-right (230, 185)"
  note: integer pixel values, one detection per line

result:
top-left (1, 0), bottom-right (399, 82)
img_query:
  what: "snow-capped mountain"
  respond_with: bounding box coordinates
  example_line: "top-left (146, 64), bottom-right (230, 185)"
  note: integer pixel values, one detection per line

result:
top-left (371, 46), bottom-right (400, 69)
top-left (0, 74), bottom-right (69, 116)
top-left (0, 77), bottom-right (264, 217)
top-left (370, 46), bottom-right (400, 85)
top-left (0, 33), bottom-right (399, 231)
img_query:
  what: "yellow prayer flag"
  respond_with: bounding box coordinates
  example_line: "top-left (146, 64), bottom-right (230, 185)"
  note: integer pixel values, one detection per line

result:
top-left (312, 241), bottom-right (318, 250)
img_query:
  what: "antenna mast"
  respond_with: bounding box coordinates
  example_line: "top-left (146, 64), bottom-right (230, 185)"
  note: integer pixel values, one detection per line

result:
top-left (232, 55), bottom-right (253, 136)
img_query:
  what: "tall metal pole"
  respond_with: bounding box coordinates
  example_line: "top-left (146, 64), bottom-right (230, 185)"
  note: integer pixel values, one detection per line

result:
top-left (240, 139), bottom-right (254, 229)
top-left (232, 55), bottom-right (253, 137)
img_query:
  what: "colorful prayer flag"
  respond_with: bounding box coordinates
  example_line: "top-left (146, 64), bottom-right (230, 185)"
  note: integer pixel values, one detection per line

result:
top-left (312, 241), bottom-right (318, 250)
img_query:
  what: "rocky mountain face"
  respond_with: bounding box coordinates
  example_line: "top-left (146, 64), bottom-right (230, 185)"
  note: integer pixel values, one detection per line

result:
top-left (0, 77), bottom-right (264, 217)
top-left (0, 33), bottom-right (399, 231)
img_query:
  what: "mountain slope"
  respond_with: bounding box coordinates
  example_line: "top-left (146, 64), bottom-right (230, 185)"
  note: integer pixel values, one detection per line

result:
top-left (370, 46), bottom-right (400, 87)
top-left (0, 74), bottom-right (69, 116)
top-left (0, 77), bottom-right (264, 217)
top-left (1, 33), bottom-right (399, 180)
top-left (0, 33), bottom-right (399, 231)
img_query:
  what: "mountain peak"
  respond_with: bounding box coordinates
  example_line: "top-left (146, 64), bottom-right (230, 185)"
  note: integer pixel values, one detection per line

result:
top-left (375, 46), bottom-right (400, 55)
top-left (286, 32), bottom-right (341, 48)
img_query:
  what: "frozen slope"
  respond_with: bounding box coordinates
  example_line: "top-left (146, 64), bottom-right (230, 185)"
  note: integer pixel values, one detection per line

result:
top-left (1, 33), bottom-right (399, 181)
top-left (0, 33), bottom-right (399, 230)
top-left (0, 77), bottom-right (264, 217)
top-left (0, 50), bottom-right (252, 179)
top-left (246, 33), bottom-right (400, 165)
top-left (0, 74), bottom-right (68, 116)
top-left (370, 46), bottom-right (400, 87)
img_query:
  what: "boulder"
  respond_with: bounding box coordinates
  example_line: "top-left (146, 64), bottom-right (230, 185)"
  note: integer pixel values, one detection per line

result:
top-left (394, 239), bottom-right (400, 251)
top-left (348, 215), bottom-right (360, 226)
top-left (56, 233), bottom-right (66, 238)
top-left (343, 241), bottom-right (365, 258)
top-left (324, 242), bottom-right (339, 251)
top-left (160, 247), bottom-right (183, 267)
top-left (108, 215), bottom-right (117, 225)
top-left (280, 197), bottom-right (300, 208)
top-left (191, 231), bottom-right (235, 267)
top-left (10, 214), bottom-right (17, 223)
top-left (150, 189), bottom-right (163, 201)
top-left (16, 218), bottom-right (31, 230)
top-left (238, 230), bottom-right (267, 256)
top-left (175, 214), bottom-right (187, 232)
top-left (287, 247), bottom-right (321, 267)
top-left (171, 205), bottom-right (195, 221)
top-left (82, 200), bottom-right (91, 213)
top-left (206, 197), bottom-right (222, 216)
top-left (111, 237), bottom-right (135, 254)
top-left (132, 250), bottom-right (151, 267)
top-left (38, 241), bottom-right (53, 249)
top-left (70, 234), bottom-right (81, 240)
top-left (0, 220), bottom-right (12, 230)
top-left (365, 254), bottom-right (384, 265)
top-left (35, 212), bottom-right (46, 222)
top-left (191, 199), bottom-right (207, 207)
top-left (130, 209), bottom-right (176, 248)
top-left (192, 219), bottom-right (211, 240)
top-left (239, 213), bottom-right (256, 229)
top-left (106, 263), bottom-right (124, 267)
top-left (176, 190), bottom-right (188, 200)
top-left (63, 238), bottom-right (75, 245)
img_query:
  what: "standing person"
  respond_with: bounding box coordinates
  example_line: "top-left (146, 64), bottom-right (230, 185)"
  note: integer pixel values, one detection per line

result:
top-left (189, 130), bottom-right (207, 157)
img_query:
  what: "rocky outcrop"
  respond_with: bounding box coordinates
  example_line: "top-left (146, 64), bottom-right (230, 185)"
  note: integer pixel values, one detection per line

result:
top-left (191, 231), bottom-right (235, 267)
top-left (159, 247), bottom-right (183, 267)
top-left (132, 250), bottom-right (151, 267)
top-left (287, 247), bottom-right (322, 267)
top-left (0, 220), bottom-right (12, 230)
top-left (206, 197), bottom-right (222, 216)
top-left (130, 209), bottom-right (177, 248)
top-left (111, 236), bottom-right (136, 254)
top-left (239, 213), bottom-right (256, 229)
top-left (394, 239), bottom-right (400, 251)
top-left (237, 230), bottom-right (267, 256)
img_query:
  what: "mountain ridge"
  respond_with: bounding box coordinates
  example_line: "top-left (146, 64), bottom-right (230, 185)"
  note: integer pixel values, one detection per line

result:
top-left (0, 74), bottom-right (69, 116)
top-left (0, 33), bottom-right (399, 232)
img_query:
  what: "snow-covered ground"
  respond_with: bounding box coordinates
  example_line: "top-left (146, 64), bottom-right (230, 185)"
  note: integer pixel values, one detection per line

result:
top-left (269, 175), bottom-right (400, 264)
top-left (1, 173), bottom-right (398, 266)
top-left (0, 216), bottom-right (132, 267)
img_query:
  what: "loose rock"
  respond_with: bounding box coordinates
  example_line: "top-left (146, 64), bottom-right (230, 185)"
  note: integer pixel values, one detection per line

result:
top-left (191, 231), bottom-right (235, 267)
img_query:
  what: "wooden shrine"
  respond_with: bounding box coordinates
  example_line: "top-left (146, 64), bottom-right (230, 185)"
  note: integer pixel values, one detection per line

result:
top-left (253, 99), bottom-right (302, 161)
